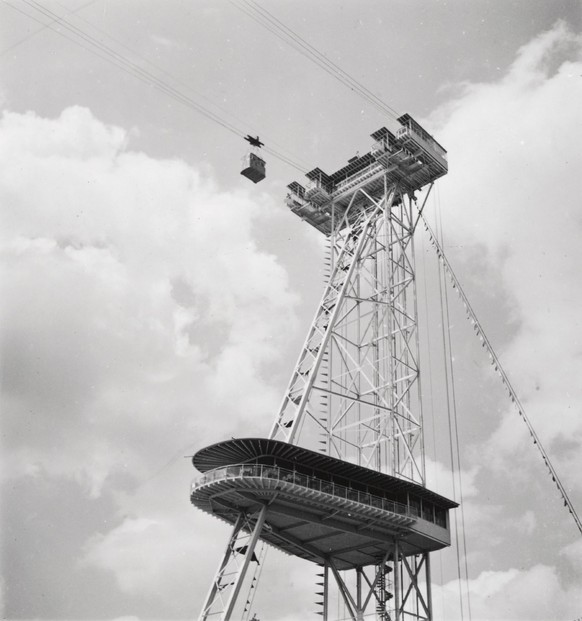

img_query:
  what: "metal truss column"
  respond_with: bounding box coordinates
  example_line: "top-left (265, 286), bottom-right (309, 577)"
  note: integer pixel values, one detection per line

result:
top-left (399, 553), bottom-right (431, 621)
top-left (270, 178), bottom-right (426, 486)
top-left (394, 540), bottom-right (400, 621)
top-left (198, 506), bottom-right (268, 621)
top-left (328, 560), bottom-right (358, 621)
top-left (322, 562), bottom-right (329, 621)
top-left (269, 197), bottom-right (384, 445)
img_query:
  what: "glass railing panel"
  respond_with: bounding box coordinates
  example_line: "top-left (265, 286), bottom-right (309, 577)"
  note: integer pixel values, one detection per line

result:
top-left (372, 140), bottom-right (388, 151)
top-left (295, 474), bottom-right (308, 487)
top-left (307, 477), bottom-right (320, 490)
top-left (262, 467), bottom-right (279, 480)
top-left (333, 163), bottom-right (381, 192)
top-left (370, 496), bottom-right (383, 509)
top-left (321, 482), bottom-right (334, 495)
top-left (305, 180), bottom-right (331, 195)
top-left (192, 465), bottom-right (455, 526)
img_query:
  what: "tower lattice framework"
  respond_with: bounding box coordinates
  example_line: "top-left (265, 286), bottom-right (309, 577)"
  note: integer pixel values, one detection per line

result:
top-left (194, 117), bottom-right (450, 621)
top-left (271, 183), bottom-right (426, 486)
top-left (269, 180), bottom-right (432, 620)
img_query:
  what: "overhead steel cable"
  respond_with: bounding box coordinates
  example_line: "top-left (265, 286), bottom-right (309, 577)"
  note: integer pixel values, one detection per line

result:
top-left (420, 232), bottom-right (448, 621)
top-left (0, 0), bottom-right (97, 57)
top-left (231, 0), bottom-right (401, 122)
top-left (235, 0), bottom-right (400, 120)
top-left (435, 224), bottom-right (466, 620)
top-left (247, 0), bottom-right (400, 120)
top-left (49, 0), bottom-right (311, 172)
top-left (12, 0), bottom-right (242, 135)
top-left (436, 198), bottom-right (473, 619)
top-left (421, 212), bottom-right (582, 537)
top-left (5, 0), bottom-right (308, 174)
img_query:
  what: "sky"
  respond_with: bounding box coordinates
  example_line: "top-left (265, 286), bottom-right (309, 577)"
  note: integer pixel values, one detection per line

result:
top-left (1, 1), bottom-right (582, 620)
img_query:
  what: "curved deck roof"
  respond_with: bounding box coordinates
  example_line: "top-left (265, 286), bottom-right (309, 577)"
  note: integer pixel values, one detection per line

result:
top-left (192, 437), bottom-right (457, 510)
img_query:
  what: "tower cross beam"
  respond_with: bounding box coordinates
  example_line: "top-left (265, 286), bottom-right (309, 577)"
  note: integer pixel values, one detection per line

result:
top-left (270, 201), bottom-right (387, 444)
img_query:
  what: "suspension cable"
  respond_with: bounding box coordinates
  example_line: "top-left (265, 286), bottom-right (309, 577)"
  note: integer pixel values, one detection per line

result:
top-left (4, 0), bottom-right (308, 173)
top-left (52, 0), bottom-right (311, 171)
top-left (435, 214), bottom-right (465, 621)
top-left (7, 0), bottom-right (406, 170)
top-left (230, 0), bottom-right (401, 122)
top-left (421, 212), bottom-right (582, 537)
top-left (420, 233), bottom-right (446, 620)
top-left (436, 195), bottom-right (472, 619)
top-left (0, 0), bottom-right (97, 57)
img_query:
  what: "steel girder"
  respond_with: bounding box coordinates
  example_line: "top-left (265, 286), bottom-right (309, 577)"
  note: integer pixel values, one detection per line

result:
top-left (268, 175), bottom-right (432, 619)
top-left (270, 178), bottom-right (425, 484)
top-left (200, 174), bottom-right (433, 620)
top-left (198, 506), bottom-right (267, 621)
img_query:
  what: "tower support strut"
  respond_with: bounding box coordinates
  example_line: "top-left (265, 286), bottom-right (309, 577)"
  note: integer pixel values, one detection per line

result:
top-left (198, 506), bottom-right (267, 621)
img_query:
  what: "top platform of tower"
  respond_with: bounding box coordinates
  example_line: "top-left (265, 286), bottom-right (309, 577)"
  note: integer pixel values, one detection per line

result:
top-left (285, 114), bottom-right (448, 236)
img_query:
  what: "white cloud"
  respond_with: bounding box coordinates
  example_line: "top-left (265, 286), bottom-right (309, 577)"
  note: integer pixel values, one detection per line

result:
top-left (425, 457), bottom-right (479, 501)
top-left (433, 560), bottom-right (582, 621)
top-left (0, 106), bottom-right (298, 497)
top-left (0, 575), bottom-right (4, 618)
top-left (514, 509), bottom-right (537, 536)
top-left (429, 22), bottom-right (582, 497)
top-left (0, 106), bottom-right (301, 615)
top-left (84, 517), bottom-right (164, 593)
top-left (420, 22), bottom-right (582, 619)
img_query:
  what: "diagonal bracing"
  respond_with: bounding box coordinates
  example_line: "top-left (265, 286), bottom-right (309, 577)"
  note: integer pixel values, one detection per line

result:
top-left (271, 179), bottom-right (426, 484)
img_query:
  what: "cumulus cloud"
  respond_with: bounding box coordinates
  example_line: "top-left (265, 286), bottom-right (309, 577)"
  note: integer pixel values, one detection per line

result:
top-left (561, 538), bottom-right (582, 577)
top-left (433, 557), bottom-right (582, 621)
top-left (425, 457), bottom-right (479, 501)
top-left (1, 105), bottom-right (297, 487)
top-left (430, 22), bottom-right (582, 491)
top-left (422, 22), bottom-right (582, 619)
top-left (0, 106), bottom-right (298, 617)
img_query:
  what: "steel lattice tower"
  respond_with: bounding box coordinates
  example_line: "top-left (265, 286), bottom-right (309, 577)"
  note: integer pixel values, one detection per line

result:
top-left (191, 115), bottom-right (455, 621)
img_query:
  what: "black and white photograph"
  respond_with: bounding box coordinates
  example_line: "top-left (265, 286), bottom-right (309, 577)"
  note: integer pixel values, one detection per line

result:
top-left (1, 1), bottom-right (581, 619)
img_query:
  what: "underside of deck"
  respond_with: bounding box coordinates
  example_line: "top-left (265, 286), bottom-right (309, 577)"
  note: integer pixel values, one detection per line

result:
top-left (191, 459), bottom-right (452, 569)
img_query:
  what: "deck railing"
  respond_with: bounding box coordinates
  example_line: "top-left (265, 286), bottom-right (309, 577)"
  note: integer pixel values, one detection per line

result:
top-left (396, 126), bottom-right (448, 162)
top-left (192, 463), bottom-right (417, 519)
top-left (332, 162), bottom-right (384, 196)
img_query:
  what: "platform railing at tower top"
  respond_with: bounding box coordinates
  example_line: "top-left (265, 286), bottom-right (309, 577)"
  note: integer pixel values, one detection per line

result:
top-left (396, 125), bottom-right (448, 163)
top-left (190, 463), bottom-right (454, 526)
top-left (332, 160), bottom-right (384, 195)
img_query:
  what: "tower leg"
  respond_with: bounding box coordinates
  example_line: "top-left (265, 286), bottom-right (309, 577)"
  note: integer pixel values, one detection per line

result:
top-left (425, 554), bottom-right (433, 621)
top-left (329, 560), bottom-right (358, 621)
top-left (400, 553), bottom-right (431, 620)
top-left (198, 506), bottom-right (268, 621)
top-left (323, 562), bottom-right (329, 621)
top-left (394, 541), bottom-right (400, 621)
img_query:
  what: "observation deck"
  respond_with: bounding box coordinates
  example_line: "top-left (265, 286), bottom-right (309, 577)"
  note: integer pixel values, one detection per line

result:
top-left (191, 438), bottom-right (457, 570)
top-left (285, 114), bottom-right (447, 236)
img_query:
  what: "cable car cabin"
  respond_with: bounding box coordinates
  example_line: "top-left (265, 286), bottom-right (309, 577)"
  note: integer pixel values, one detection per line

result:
top-left (241, 152), bottom-right (266, 184)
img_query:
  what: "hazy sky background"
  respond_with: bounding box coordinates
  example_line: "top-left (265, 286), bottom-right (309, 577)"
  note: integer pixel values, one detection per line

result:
top-left (1, 1), bottom-right (582, 620)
